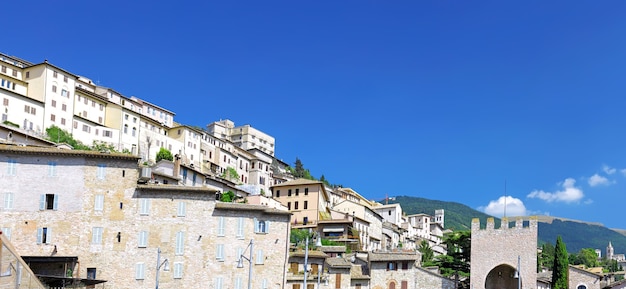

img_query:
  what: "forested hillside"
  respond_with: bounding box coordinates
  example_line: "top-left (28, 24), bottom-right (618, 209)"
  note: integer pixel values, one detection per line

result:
top-left (391, 195), bottom-right (626, 254)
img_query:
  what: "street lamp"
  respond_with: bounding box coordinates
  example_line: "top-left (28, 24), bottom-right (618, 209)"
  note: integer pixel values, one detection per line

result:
top-left (513, 255), bottom-right (521, 289)
top-left (237, 239), bottom-right (254, 289)
top-left (155, 248), bottom-right (170, 289)
top-left (304, 230), bottom-right (322, 289)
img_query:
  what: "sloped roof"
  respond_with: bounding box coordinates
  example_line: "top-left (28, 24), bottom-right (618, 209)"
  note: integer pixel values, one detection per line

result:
top-left (369, 251), bottom-right (420, 262)
top-left (326, 258), bottom-right (352, 269)
top-left (271, 178), bottom-right (324, 187)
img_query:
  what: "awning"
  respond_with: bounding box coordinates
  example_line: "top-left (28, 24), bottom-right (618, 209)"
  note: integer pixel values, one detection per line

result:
top-left (37, 275), bottom-right (107, 286)
top-left (323, 228), bottom-right (345, 233)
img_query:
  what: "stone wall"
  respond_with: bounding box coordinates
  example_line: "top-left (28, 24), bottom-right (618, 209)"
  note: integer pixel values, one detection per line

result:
top-left (470, 217), bottom-right (538, 289)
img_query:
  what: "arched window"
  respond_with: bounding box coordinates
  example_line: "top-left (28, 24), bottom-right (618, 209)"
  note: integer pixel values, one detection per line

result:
top-left (389, 282), bottom-right (395, 289)
top-left (577, 285), bottom-right (587, 289)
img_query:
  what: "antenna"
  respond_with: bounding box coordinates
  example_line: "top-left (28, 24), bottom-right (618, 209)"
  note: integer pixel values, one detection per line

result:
top-left (503, 179), bottom-right (506, 218)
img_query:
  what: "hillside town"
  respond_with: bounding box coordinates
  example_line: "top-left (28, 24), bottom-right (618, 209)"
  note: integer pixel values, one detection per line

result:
top-left (0, 52), bottom-right (624, 289)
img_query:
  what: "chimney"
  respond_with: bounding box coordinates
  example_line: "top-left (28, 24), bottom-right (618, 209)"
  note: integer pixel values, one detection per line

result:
top-left (173, 154), bottom-right (181, 178)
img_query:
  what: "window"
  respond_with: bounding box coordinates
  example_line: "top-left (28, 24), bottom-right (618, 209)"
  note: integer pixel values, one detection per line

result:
top-left (61, 89), bottom-right (69, 97)
top-left (215, 277), bottom-right (223, 289)
top-left (94, 194), bottom-right (104, 211)
top-left (387, 262), bottom-right (397, 271)
top-left (175, 231), bottom-right (184, 255)
top-left (304, 201), bottom-right (308, 210)
top-left (2, 98), bottom-right (7, 106)
top-left (216, 216), bottom-right (226, 236)
top-left (236, 217), bottom-right (244, 239)
top-left (335, 273), bottom-right (341, 289)
top-left (294, 201), bottom-right (299, 210)
top-left (1, 66), bottom-right (5, 73)
top-left (39, 194), bottom-right (58, 210)
top-left (262, 279), bottom-right (268, 289)
top-left (124, 124), bottom-right (128, 134)
top-left (401, 281), bottom-right (408, 289)
top-left (103, 130), bottom-right (112, 138)
top-left (51, 100), bottom-right (57, 107)
top-left (1, 227), bottom-right (11, 240)
top-left (288, 189), bottom-right (292, 196)
top-left (97, 164), bottom-right (106, 179)
top-left (12, 70), bottom-right (17, 77)
top-left (99, 104), bottom-right (104, 111)
top-left (7, 159), bottom-right (16, 175)
top-left (87, 268), bottom-right (96, 280)
top-left (4, 192), bottom-right (14, 209)
top-left (50, 114), bottom-right (56, 122)
top-left (402, 261), bottom-right (409, 270)
top-left (60, 118), bottom-right (66, 125)
top-left (177, 201), bottom-right (186, 217)
top-left (92, 227), bottom-right (103, 244)
top-left (295, 189), bottom-right (299, 196)
top-left (62, 104), bottom-right (66, 111)
top-left (82, 125), bottom-right (91, 133)
top-left (216, 244), bottom-right (225, 261)
top-left (135, 231), bottom-right (148, 248)
top-left (389, 282), bottom-right (396, 289)
top-left (140, 199), bottom-right (150, 215)
top-left (235, 276), bottom-right (243, 289)
top-left (276, 190), bottom-right (280, 197)
top-left (132, 127), bottom-right (136, 136)
top-left (287, 202), bottom-right (291, 210)
top-left (63, 75), bottom-right (68, 83)
top-left (305, 188), bottom-right (309, 195)
top-left (53, 71), bottom-right (58, 78)
top-left (135, 263), bottom-right (145, 280)
top-left (37, 227), bottom-right (51, 244)
top-left (173, 262), bottom-right (183, 279)
top-left (52, 85), bottom-right (57, 93)
top-left (98, 117), bottom-right (102, 123)
top-left (254, 218), bottom-right (270, 233)
top-left (577, 285), bottom-right (587, 289)
top-left (255, 249), bottom-right (264, 264)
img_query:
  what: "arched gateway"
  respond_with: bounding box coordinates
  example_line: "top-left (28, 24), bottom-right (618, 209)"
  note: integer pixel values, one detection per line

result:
top-left (470, 217), bottom-right (537, 289)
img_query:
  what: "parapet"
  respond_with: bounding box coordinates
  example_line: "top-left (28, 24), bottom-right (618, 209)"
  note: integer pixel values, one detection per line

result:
top-left (471, 216), bottom-right (538, 231)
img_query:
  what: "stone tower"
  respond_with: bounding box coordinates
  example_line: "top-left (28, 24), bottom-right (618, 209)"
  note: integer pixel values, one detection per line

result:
top-left (470, 217), bottom-right (538, 289)
top-left (607, 242), bottom-right (614, 261)
top-left (434, 209), bottom-right (445, 228)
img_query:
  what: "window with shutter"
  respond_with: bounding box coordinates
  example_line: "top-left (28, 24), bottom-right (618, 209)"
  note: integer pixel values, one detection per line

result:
top-left (4, 193), bottom-right (13, 209)
top-left (176, 231), bottom-right (185, 255)
top-left (216, 244), bottom-right (225, 261)
top-left (236, 217), bottom-right (244, 238)
top-left (173, 263), bottom-right (183, 279)
top-left (135, 263), bottom-right (145, 280)
top-left (218, 217), bottom-right (225, 236)
top-left (140, 199), bottom-right (150, 215)
top-left (94, 194), bottom-right (104, 211)
top-left (335, 273), bottom-right (341, 289)
top-left (138, 231), bottom-right (148, 248)
top-left (255, 250), bottom-right (264, 264)
top-left (177, 201), bottom-right (186, 217)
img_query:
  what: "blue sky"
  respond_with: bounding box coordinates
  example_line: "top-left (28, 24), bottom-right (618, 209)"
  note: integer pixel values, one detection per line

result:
top-left (4, 1), bottom-right (626, 229)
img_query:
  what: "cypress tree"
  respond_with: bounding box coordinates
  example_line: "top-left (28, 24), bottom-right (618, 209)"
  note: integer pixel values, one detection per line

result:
top-left (551, 236), bottom-right (569, 289)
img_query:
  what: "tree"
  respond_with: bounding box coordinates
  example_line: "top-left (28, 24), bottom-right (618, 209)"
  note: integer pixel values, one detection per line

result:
top-left (294, 158), bottom-right (305, 178)
top-left (46, 125), bottom-right (90, 150)
top-left (220, 191), bottom-right (235, 202)
top-left (221, 167), bottom-right (239, 182)
top-left (433, 230), bottom-right (471, 280)
top-left (156, 147), bottom-right (173, 162)
top-left (570, 248), bottom-right (599, 268)
top-left (418, 240), bottom-right (435, 266)
top-left (538, 242), bottom-right (555, 271)
top-left (552, 236), bottom-right (569, 289)
top-left (320, 174), bottom-right (330, 187)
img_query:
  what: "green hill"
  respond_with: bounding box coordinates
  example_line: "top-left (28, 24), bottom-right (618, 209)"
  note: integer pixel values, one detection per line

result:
top-left (390, 195), bottom-right (626, 254)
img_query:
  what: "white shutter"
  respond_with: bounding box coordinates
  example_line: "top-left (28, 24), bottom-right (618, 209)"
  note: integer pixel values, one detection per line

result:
top-left (217, 217), bottom-right (225, 236)
top-left (48, 162), bottom-right (56, 177)
top-left (256, 249), bottom-right (264, 264)
top-left (46, 227), bottom-right (52, 244)
top-left (52, 194), bottom-right (59, 211)
top-left (254, 218), bottom-right (259, 233)
top-left (173, 263), bottom-right (183, 279)
top-left (176, 231), bottom-right (184, 255)
top-left (216, 244), bottom-right (224, 261)
top-left (4, 193), bottom-right (13, 209)
top-left (138, 231), bottom-right (147, 248)
top-left (140, 199), bottom-right (150, 215)
top-left (7, 160), bottom-right (16, 175)
top-left (265, 221), bottom-right (270, 233)
top-left (215, 277), bottom-right (223, 289)
top-left (236, 217), bottom-right (244, 238)
top-left (135, 263), bottom-right (145, 280)
top-left (177, 201), bottom-right (186, 217)
top-left (262, 278), bottom-right (268, 289)
top-left (94, 194), bottom-right (104, 211)
top-left (235, 276), bottom-right (242, 289)
top-left (1, 227), bottom-right (11, 240)
top-left (36, 228), bottom-right (43, 244)
top-left (39, 194), bottom-right (45, 210)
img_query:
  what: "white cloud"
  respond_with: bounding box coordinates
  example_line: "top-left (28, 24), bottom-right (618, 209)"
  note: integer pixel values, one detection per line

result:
top-left (588, 174), bottom-right (611, 187)
top-left (527, 178), bottom-right (584, 203)
top-left (621, 169), bottom-right (626, 176)
top-left (480, 196), bottom-right (527, 217)
top-left (603, 165), bottom-right (616, 175)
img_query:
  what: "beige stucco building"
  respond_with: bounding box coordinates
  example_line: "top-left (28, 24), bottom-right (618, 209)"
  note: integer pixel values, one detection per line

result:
top-left (271, 179), bottom-right (331, 227)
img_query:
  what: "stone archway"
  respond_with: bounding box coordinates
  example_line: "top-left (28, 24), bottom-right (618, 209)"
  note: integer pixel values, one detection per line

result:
top-left (485, 264), bottom-right (520, 289)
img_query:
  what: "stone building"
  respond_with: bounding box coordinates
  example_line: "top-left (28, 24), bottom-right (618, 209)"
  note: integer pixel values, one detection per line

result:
top-left (470, 217), bottom-right (538, 289)
top-left (0, 144), bottom-right (291, 289)
top-left (369, 251), bottom-right (420, 289)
